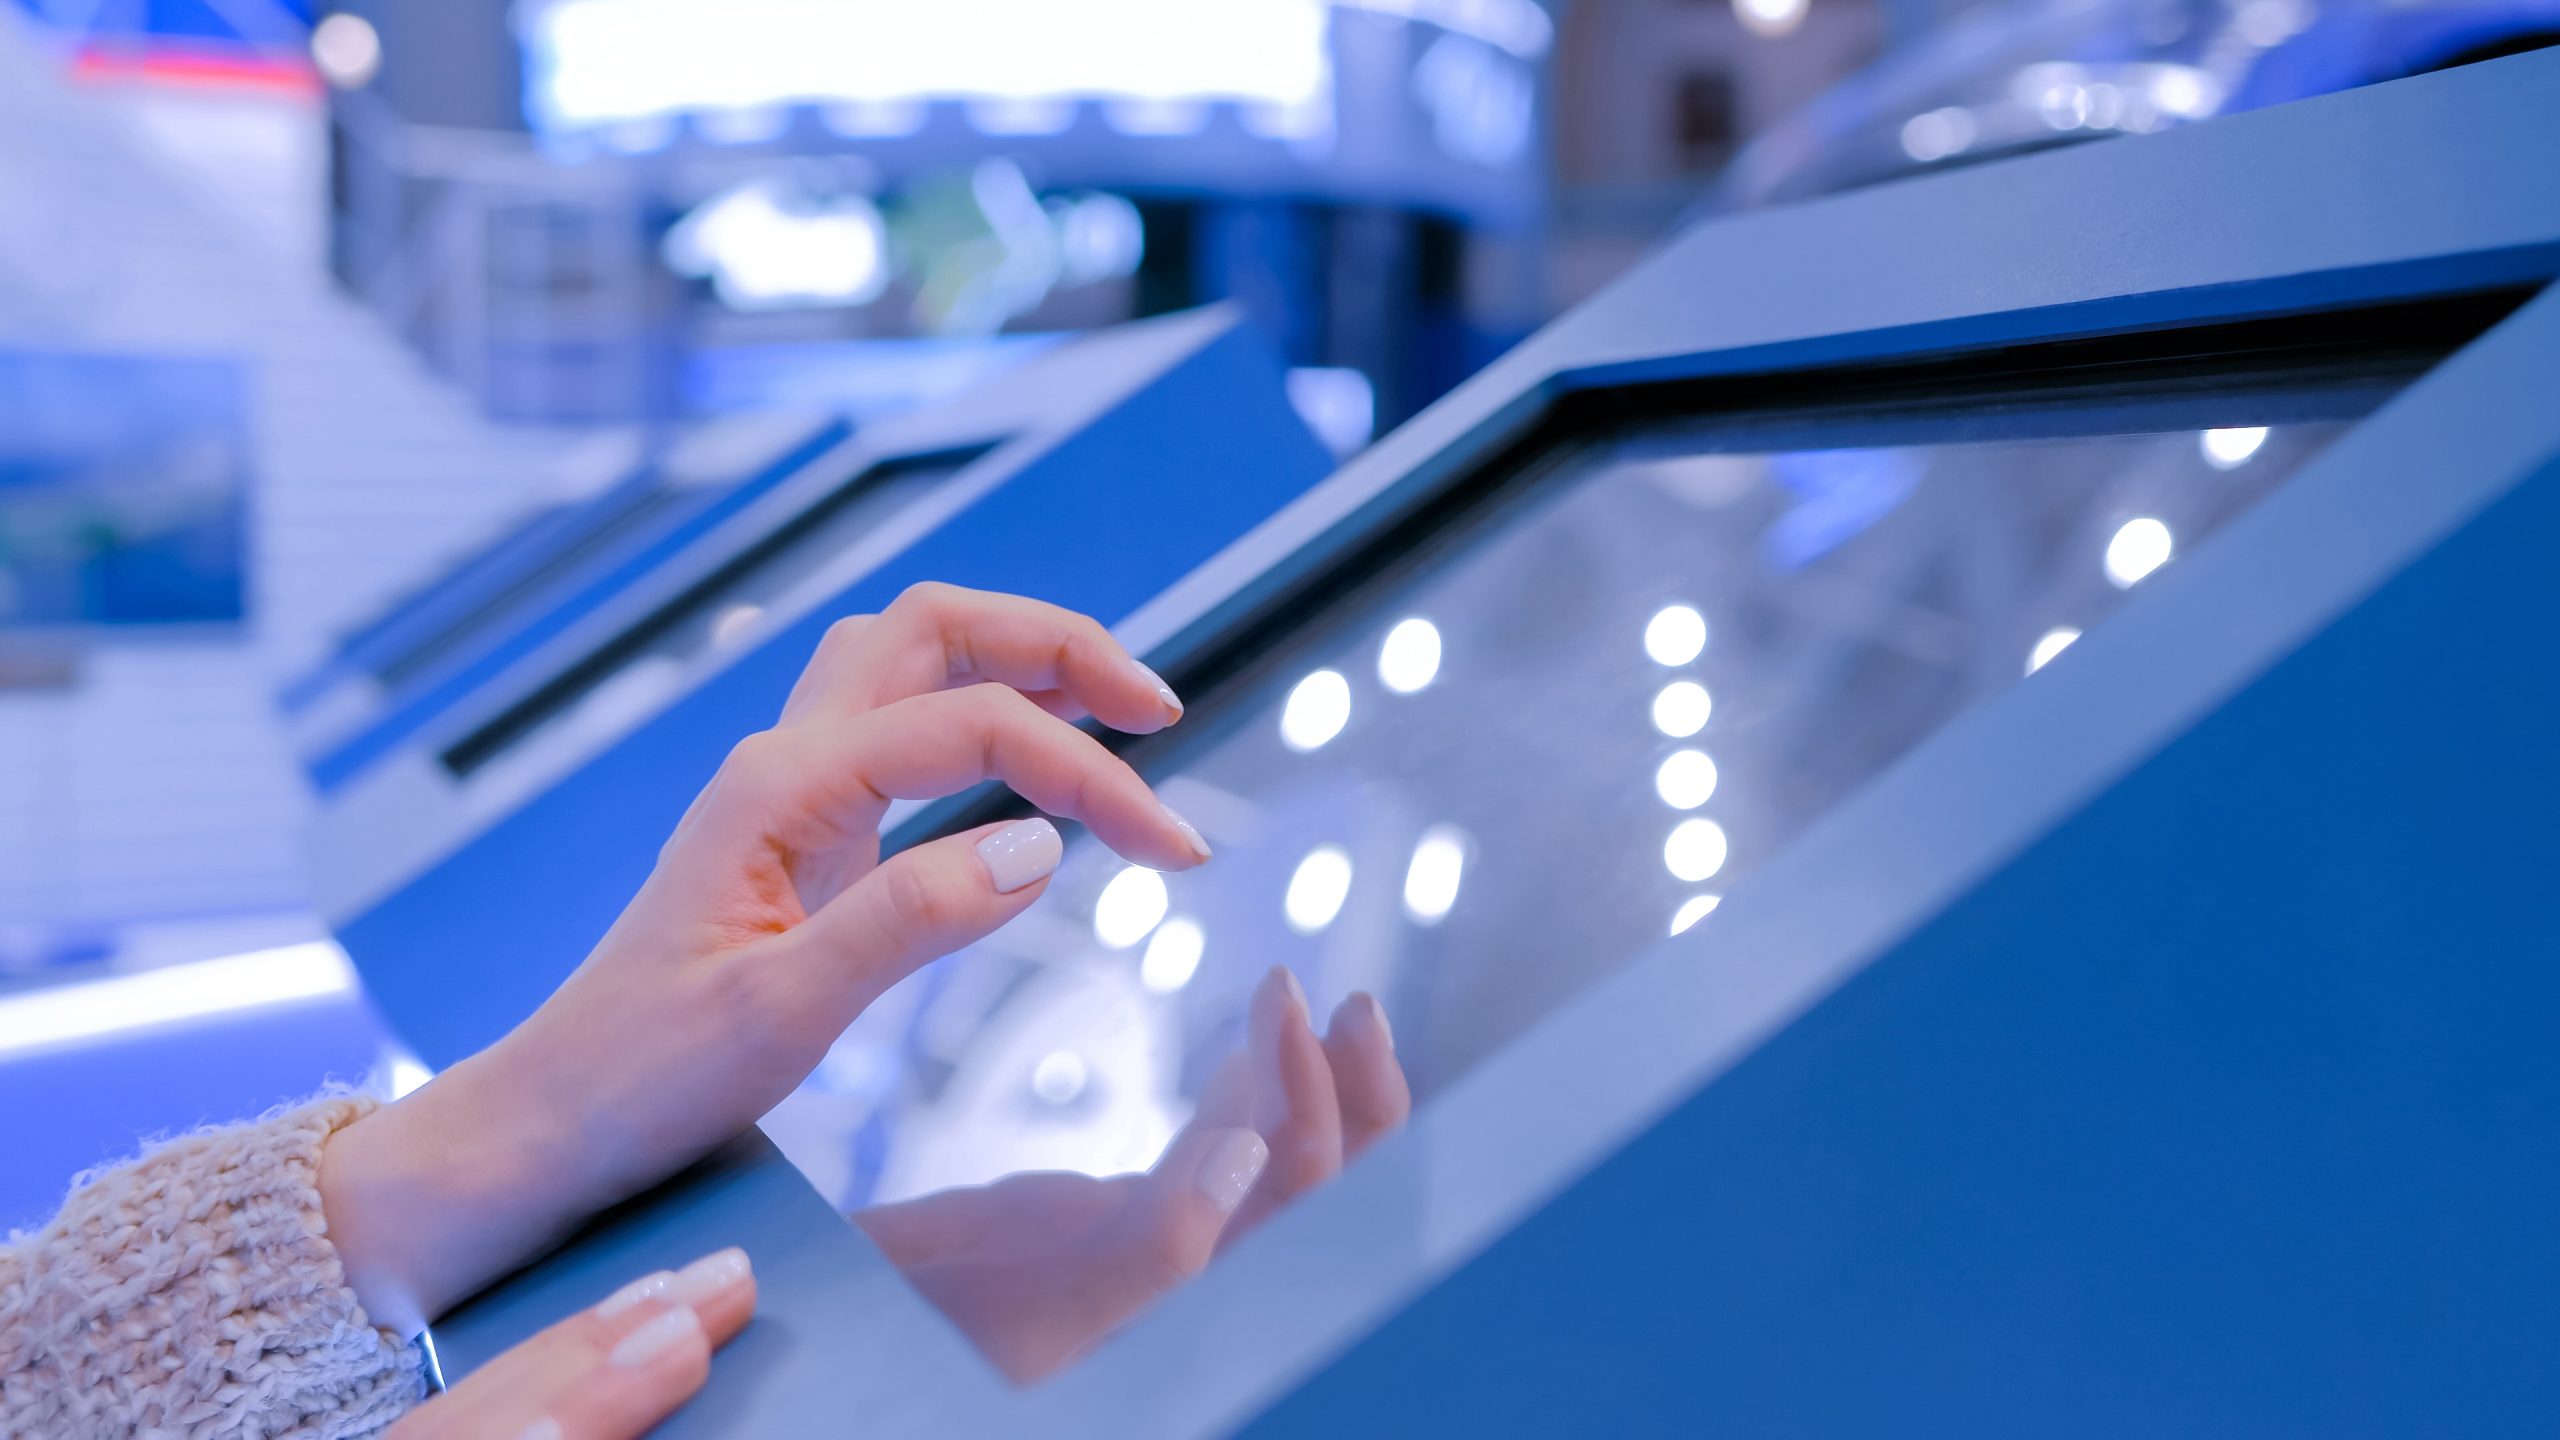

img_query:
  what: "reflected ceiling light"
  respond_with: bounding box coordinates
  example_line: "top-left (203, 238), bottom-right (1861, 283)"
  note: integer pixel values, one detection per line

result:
top-left (1652, 680), bottom-right (1713, 738)
top-left (1899, 106), bottom-right (1978, 163)
top-left (1285, 846), bottom-right (1355, 934)
top-left (1031, 1050), bottom-right (1090, 1105)
top-left (709, 603), bottom-right (765, 649)
top-left (2026, 626), bottom-right (2082, 675)
top-left (2149, 65), bottom-right (2220, 119)
top-left (2105, 517), bottom-right (2174, 588)
top-left (527, 0), bottom-right (1333, 132)
top-left (1056, 193), bottom-right (1148, 286)
top-left (311, 13), bottom-right (382, 89)
top-left (1140, 917), bottom-right (1205, 993)
top-left (1644, 604), bottom-right (1709, 666)
top-left (1663, 818), bottom-right (1730, 883)
top-left (2201, 426), bottom-right (2268, 469)
top-left (1670, 894), bottom-right (1723, 936)
top-left (1654, 749), bottom-right (1719, 810)
top-left (1280, 669), bottom-right (1353, 751)
top-left (1733, 0), bottom-right (1809, 38)
top-left (1093, 866), bottom-right (1170, 948)
top-left (662, 181), bottom-right (890, 311)
top-left (1403, 825), bottom-right (1467, 924)
top-left (1286, 367), bottom-right (1378, 460)
top-left (1378, 618), bottom-right (1443, 694)
top-left (383, 1052), bottom-right (435, 1100)
top-left (0, 942), bottom-right (353, 1062)
top-left (2040, 82), bottom-right (2093, 130)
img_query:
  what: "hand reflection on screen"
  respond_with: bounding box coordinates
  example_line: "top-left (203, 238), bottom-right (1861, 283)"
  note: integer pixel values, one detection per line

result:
top-left (852, 966), bottom-right (1409, 1382)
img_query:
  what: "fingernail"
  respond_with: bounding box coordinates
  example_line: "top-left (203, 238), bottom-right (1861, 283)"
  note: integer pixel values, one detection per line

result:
top-left (978, 817), bottom-right (1063, 894)
top-left (668, 1246), bottom-right (751, 1307)
top-left (1163, 806), bottom-right (1212, 863)
top-left (595, 1270), bottom-right (674, 1317)
top-left (1359, 992), bottom-right (1394, 1052)
top-left (520, 1420), bottom-right (563, 1440)
top-left (1130, 658), bottom-right (1183, 718)
top-left (611, 1305), bottom-right (705, 1369)
top-left (1250, 969), bottom-right (1297, 1134)
top-left (1272, 965), bottom-right (1307, 1017)
top-left (1193, 1131), bottom-right (1269, 1213)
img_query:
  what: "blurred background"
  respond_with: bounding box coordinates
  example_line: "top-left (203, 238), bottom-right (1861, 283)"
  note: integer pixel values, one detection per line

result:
top-left (1, 0), bottom-right (2550, 1228)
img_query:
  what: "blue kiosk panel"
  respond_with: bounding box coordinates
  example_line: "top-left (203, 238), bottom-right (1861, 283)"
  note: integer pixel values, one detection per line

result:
top-left (281, 413), bottom-right (851, 791)
top-left (318, 309), bottom-right (1333, 1071)
top-left (434, 55), bottom-right (2560, 1438)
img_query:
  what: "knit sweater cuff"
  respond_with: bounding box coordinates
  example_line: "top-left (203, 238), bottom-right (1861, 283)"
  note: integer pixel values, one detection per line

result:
top-left (1, 1093), bottom-right (426, 1439)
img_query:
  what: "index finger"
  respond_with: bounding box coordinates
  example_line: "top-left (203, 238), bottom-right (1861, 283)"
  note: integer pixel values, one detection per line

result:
top-left (737, 683), bottom-right (1210, 874)
top-left (780, 583), bottom-right (1181, 734)
top-left (390, 1250), bottom-right (756, 1440)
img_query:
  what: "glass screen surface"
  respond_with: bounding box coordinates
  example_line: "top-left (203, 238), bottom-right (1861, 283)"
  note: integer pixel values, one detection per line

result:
top-left (768, 384), bottom-right (2401, 1216)
top-left (753, 353), bottom-right (2455, 1385)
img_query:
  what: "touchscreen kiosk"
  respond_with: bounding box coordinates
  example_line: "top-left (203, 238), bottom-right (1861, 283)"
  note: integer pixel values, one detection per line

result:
top-left (280, 413), bottom-right (849, 790)
top-left (317, 308), bottom-right (1334, 1069)
top-left (436, 56), bottom-right (2560, 1439)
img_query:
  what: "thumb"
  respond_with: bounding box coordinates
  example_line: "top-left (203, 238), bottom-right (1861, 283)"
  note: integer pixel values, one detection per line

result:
top-left (781, 816), bottom-right (1064, 1014)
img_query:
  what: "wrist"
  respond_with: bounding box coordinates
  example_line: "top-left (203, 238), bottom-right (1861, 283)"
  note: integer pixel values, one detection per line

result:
top-left (318, 1047), bottom-right (594, 1333)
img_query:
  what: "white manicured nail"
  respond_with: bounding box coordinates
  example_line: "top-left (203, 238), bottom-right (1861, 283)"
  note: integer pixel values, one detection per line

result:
top-left (595, 1270), bottom-right (674, 1317)
top-left (1130, 658), bottom-right (1183, 717)
top-left (1274, 965), bottom-right (1307, 1016)
top-left (1194, 1131), bottom-right (1269, 1213)
top-left (1164, 806), bottom-right (1212, 863)
top-left (668, 1246), bottom-right (751, 1307)
top-left (610, 1305), bottom-right (704, 1369)
top-left (519, 1420), bottom-right (563, 1440)
top-left (1250, 968), bottom-right (1297, 1134)
top-left (1359, 993), bottom-right (1394, 1052)
top-left (978, 818), bottom-right (1063, 893)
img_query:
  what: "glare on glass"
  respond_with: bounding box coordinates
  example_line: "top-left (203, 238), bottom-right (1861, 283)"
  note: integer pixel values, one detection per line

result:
top-left (1140, 917), bottom-right (1205, 993)
top-left (1378, 617), bottom-right (1444, 694)
top-left (1285, 846), bottom-right (1355, 933)
top-left (1654, 749), bottom-right (1719, 810)
top-left (1670, 894), bottom-right (1723, 936)
top-left (2027, 626), bottom-right (2082, 674)
top-left (2105, 517), bottom-right (2174, 587)
top-left (1029, 1050), bottom-right (1088, 1105)
top-left (2201, 426), bottom-right (2268, 469)
top-left (1280, 669), bottom-right (1353, 751)
top-left (1651, 680), bottom-right (1713, 738)
top-left (1403, 826), bottom-right (1467, 923)
top-left (1663, 818), bottom-right (1730, 883)
top-left (1091, 865), bottom-right (1168, 949)
top-left (1643, 603), bottom-right (1709, 666)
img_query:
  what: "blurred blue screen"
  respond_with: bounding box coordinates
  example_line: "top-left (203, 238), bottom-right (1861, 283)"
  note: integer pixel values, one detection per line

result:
top-left (0, 351), bottom-right (250, 629)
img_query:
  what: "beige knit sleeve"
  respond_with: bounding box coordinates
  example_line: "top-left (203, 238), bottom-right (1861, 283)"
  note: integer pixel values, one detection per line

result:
top-left (0, 1093), bottom-right (427, 1439)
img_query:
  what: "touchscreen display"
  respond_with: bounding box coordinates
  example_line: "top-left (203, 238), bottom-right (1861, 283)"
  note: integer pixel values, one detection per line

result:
top-left (770, 388), bottom-right (2396, 1226)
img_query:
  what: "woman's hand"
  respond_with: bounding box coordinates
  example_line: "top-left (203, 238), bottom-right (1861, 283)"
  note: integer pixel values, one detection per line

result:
top-left (387, 1247), bottom-right (756, 1440)
top-left (855, 968), bottom-right (1410, 1382)
top-left (321, 585), bottom-right (1209, 1332)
